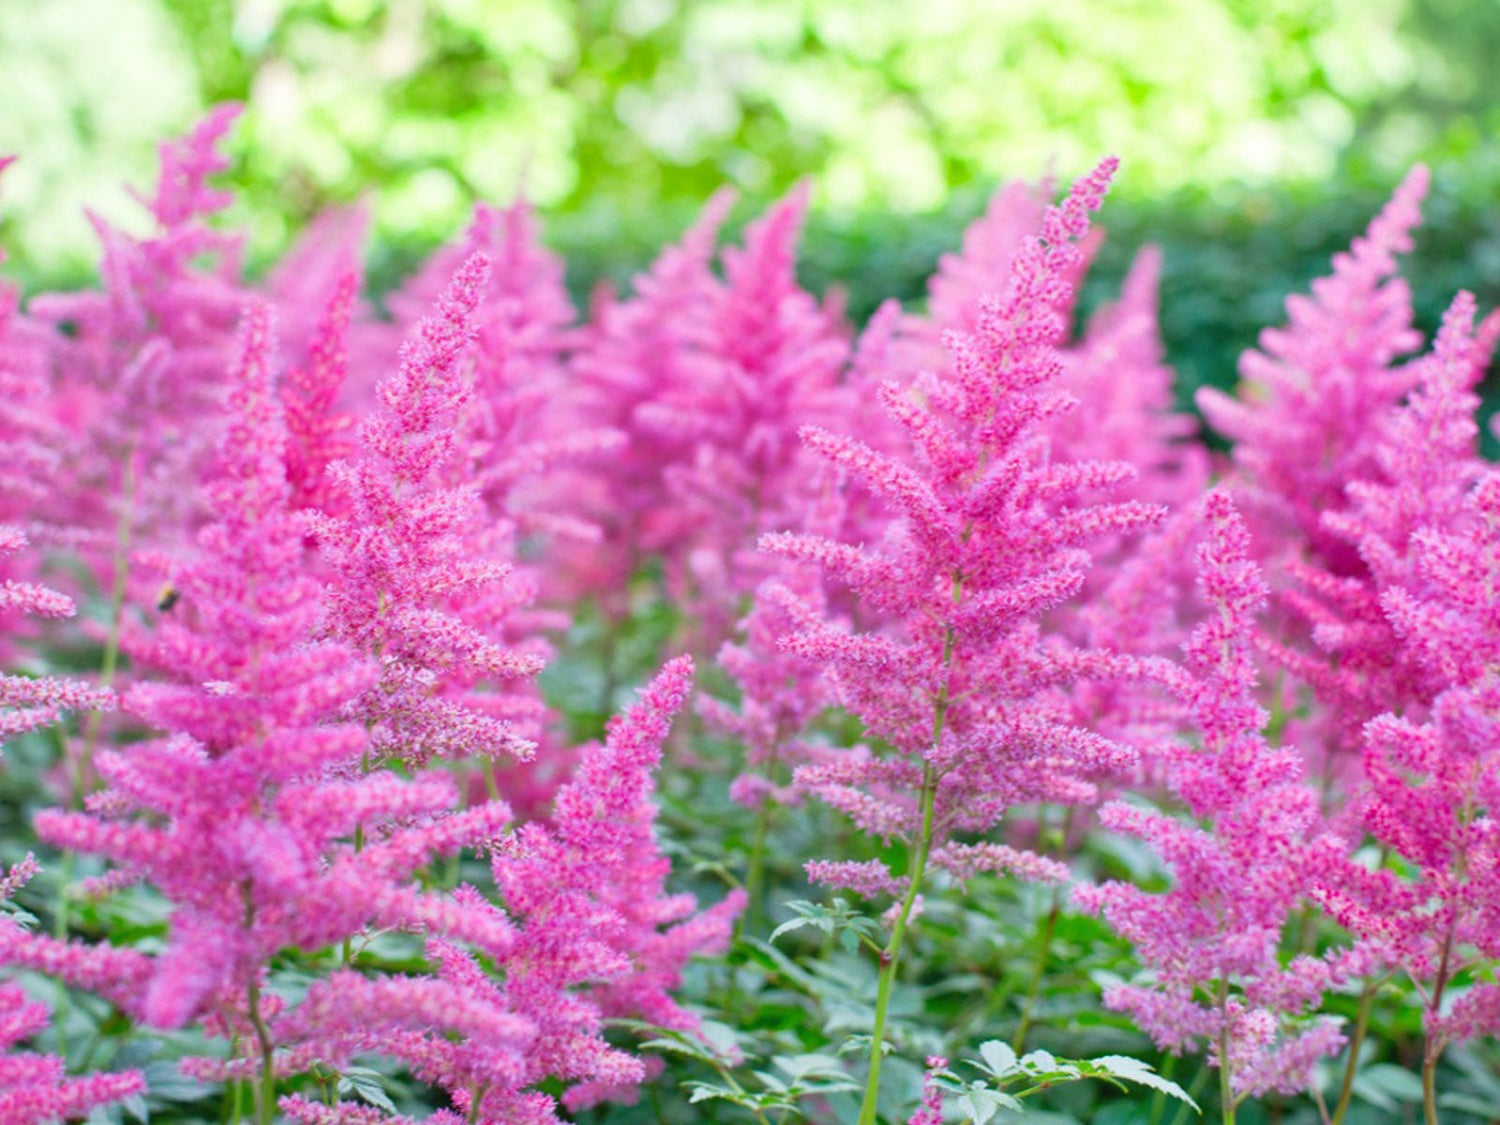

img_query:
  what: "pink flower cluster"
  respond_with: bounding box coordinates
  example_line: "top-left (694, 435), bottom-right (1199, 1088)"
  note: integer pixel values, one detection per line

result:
top-left (2, 103), bottom-right (1500, 1125)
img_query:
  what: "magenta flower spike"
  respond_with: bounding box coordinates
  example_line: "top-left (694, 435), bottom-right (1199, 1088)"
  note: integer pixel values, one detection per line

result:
top-left (0, 862), bottom-right (143, 1125)
top-left (28, 106), bottom-right (252, 570)
top-left (1277, 294), bottom-right (1500, 1092)
top-left (760, 159), bottom-right (1163, 1120)
top-left (311, 252), bottom-right (546, 768)
top-left (1197, 167), bottom-right (1429, 573)
top-left (0, 527), bottom-right (112, 743)
top-left (27, 306), bottom-right (523, 1123)
top-left (269, 659), bottom-right (740, 1124)
top-left (1076, 492), bottom-right (1363, 1103)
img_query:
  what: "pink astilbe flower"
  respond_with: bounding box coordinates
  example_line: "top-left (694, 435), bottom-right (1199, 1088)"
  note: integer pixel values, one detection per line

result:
top-left (31, 307), bottom-right (517, 1113)
top-left (901, 178), bottom-right (1204, 588)
top-left (1295, 303), bottom-right (1500, 1074)
top-left (657, 183), bottom-right (852, 626)
top-left (1265, 293), bottom-right (1495, 800)
top-left (906, 1056), bottom-right (948, 1125)
top-left (0, 528), bottom-right (113, 743)
top-left (1053, 246), bottom-right (1209, 514)
top-left (701, 575), bottom-right (839, 812)
top-left (265, 204), bottom-right (370, 364)
top-left (311, 253), bottom-right (545, 767)
top-left (382, 200), bottom-right (620, 562)
top-left (0, 161), bottom-right (60, 529)
top-left (570, 187), bottom-right (850, 637)
top-left (281, 270), bottom-right (361, 513)
top-left (1075, 492), bottom-right (1359, 1101)
top-left (567, 190), bottom-right (734, 601)
top-left (760, 158), bottom-right (1154, 901)
top-left (1196, 167), bottom-right (1430, 574)
top-left (29, 105), bottom-right (249, 561)
top-left (285, 660), bottom-right (741, 1123)
top-left (0, 864), bottom-right (143, 1125)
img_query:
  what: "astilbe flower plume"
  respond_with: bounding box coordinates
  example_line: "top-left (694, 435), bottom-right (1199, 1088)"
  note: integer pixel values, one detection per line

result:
top-left (30, 306), bottom-right (520, 1122)
top-left (0, 861), bottom-right (144, 1125)
top-left (1289, 294), bottom-right (1500, 1094)
top-left (566, 190), bottom-right (735, 604)
top-left (1197, 166), bottom-right (1431, 574)
top-left (0, 157), bottom-right (61, 534)
top-left (573, 186), bottom-right (851, 640)
top-left (278, 658), bottom-right (742, 1124)
top-left (280, 269), bottom-right (360, 513)
top-left (29, 105), bottom-right (250, 562)
top-left (763, 158), bottom-right (1150, 898)
top-left (380, 199), bottom-right (619, 557)
top-left (0, 527), bottom-right (112, 743)
top-left (311, 252), bottom-right (546, 767)
top-left (760, 159), bottom-right (1160, 1119)
top-left (1266, 293), bottom-right (1496, 798)
top-left (1075, 492), bottom-right (1361, 1104)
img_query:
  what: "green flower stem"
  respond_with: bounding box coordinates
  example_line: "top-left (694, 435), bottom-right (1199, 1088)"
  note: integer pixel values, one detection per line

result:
top-left (1330, 982), bottom-right (1377, 1125)
top-left (857, 761), bottom-right (938, 1125)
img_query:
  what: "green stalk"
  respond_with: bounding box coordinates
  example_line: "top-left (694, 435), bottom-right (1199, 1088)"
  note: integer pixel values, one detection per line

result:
top-left (242, 889), bottom-right (276, 1125)
top-left (856, 763), bottom-right (938, 1125)
top-left (1422, 924), bottom-right (1456, 1125)
top-left (1330, 982), bottom-right (1377, 1125)
top-left (1218, 980), bottom-right (1236, 1125)
top-left (856, 569), bottom-right (964, 1124)
top-left (77, 453), bottom-right (137, 798)
top-left (741, 739), bottom-right (784, 936)
top-left (1011, 884), bottom-right (1062, 1052)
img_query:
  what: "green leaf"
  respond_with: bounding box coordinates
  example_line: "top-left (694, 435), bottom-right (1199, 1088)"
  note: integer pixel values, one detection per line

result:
top-left (1440, 1093), bottom-right (1500, 1116)
top-left (1353, 1063), bottom-right (1425, 1107)
top-left (977, 1040), bottom-right (1019, 1078)
top-left (338, 1067), bottom-right (397, 1115)
top-left (1021, 1049), bottom-right (1064, 1075)
top-left (962, 1086), bottom-right (1024, 1124)
top-left (639, 1036), bottom-right (717, 1063)
top-left (1089, 1056), bottom-right (1200, 1110)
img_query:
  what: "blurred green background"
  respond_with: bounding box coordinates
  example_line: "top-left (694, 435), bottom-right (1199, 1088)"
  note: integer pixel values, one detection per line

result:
top-left (3, 0), bottom-right (1500, 402)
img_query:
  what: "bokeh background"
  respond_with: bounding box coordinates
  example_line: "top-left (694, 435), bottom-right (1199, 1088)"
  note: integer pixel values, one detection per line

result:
top-left (4, 0), bottom-right (1500, 405)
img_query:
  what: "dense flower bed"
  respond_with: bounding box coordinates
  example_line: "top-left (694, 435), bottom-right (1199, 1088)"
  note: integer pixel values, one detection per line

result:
top-left (0, 107), bottom-right (1497, 1124)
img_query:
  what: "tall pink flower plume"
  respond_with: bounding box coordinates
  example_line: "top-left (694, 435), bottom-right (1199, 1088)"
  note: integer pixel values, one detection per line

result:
top-left (1197, 167), bottom-right (1429, 573)
top-left (570, 185), bottom-right (851, 641)
top-left (1289, 296), bottom-right (1500, 1070)
top-left (311, 252), bottom-right (546, 767)
top-left (1076, 492), bottom-right (1361, 1100)
top-left (29, 105), bottom-right (250, 569)
top-left (275, 659), bottom-right (741, 1123)
top-left (761, 158), bottom-right (1154, 897)
top-left (32, 306), bottom-right (517, 1102)
top-left (0, 527), bottom-right (112, 743)
top-left (0, 863), bottom-right (143, 1125)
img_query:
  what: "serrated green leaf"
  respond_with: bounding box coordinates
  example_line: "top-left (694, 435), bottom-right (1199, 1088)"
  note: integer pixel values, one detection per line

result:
top-left (1021, 1049), bottom-right (1060, 1074)
top-left (769, 916), bottom-right (814, 944)
top-left (773, 1054), bottom-right (846, 1081)
top-left (962, 1086), bottom-right (1024, 1124)
top-left (339, 1068), bottom-right (397, 1115)
top-left (977, 1040), bottom-right (1018, 1077)
top-left (685, 1084), bottom-right (730, 1104)
top-left (1439, 1092), bottom-right (1500, 1116)
top-left (639, 1036), bottom-right (716, 1062)
top-left (1088, 1056), bottom-right (1199, 1110)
